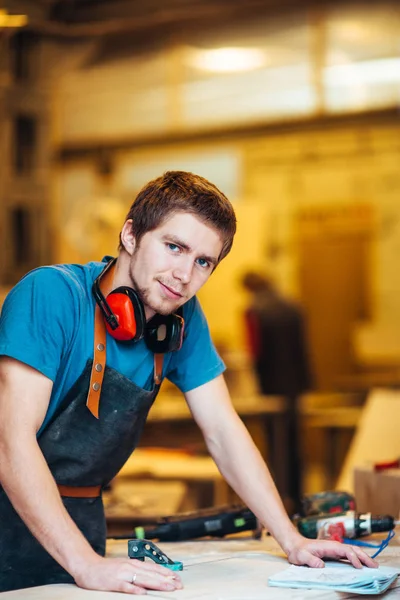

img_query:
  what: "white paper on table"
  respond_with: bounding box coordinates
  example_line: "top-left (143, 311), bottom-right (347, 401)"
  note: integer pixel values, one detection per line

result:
top-left (268, 563), bottom-right (400, 595)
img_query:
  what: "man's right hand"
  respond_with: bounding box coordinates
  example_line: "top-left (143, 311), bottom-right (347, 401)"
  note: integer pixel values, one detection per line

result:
top-left (73, 555), bottom-right (183, 595)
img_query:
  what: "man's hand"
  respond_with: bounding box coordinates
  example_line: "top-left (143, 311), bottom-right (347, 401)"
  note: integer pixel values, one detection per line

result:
top-left (73, 556), bottom-right (183, 595)
top-left (285, 536), bottom-right (379, 569)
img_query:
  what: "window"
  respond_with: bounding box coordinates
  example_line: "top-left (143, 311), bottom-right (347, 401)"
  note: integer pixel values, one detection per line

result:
top-left (10, 31), bottom-right (38, 81)
top-left (11, 206), bottom-right (32, 267)
top-left (13, 114), bottom-right (37, 175)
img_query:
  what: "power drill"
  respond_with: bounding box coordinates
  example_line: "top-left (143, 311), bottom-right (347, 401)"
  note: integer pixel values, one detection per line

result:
top-left (297, 511), bottom-right (398, 540)
top-left (113, 505), bottom-right (261, 542)
top-left (300, 490), bottom-right (356, 516)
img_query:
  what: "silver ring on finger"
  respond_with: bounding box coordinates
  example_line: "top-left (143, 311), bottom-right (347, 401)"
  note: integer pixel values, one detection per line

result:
top-left (131, 573), bottom-right (137, 584)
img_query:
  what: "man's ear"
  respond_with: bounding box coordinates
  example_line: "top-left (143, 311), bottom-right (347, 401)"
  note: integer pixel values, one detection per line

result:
top-left (120, 220), bottom-right (136, 255)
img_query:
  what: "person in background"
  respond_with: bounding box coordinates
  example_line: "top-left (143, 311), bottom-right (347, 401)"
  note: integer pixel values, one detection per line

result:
top-left (241, 270), bottom-right (313, 512)
top-left (0, 172), bottom-right (375, 594)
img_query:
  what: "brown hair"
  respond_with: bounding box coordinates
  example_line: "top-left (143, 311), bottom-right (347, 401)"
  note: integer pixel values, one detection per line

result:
top-left (119, 171), bottom-right (236, 262)
top-left (241, 271), bottom-right (274, 293)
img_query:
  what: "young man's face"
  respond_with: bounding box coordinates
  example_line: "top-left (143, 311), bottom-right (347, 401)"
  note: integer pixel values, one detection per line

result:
top-left (127, 212), bottom-right (223, 319)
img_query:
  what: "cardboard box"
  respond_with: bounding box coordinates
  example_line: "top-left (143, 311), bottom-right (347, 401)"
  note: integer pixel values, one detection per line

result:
top-left (354, 466), bottom-right (400, 517)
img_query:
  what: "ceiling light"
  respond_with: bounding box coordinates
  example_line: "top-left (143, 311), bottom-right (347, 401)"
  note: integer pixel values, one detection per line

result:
top-left (186, 47), bottom-right (267, 73)
top-left (325, 57), bottom-right (400, 86)
top-left (0, 9), bottom-right (28, 28)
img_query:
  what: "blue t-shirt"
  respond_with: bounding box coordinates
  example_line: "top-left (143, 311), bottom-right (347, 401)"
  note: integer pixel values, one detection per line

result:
top-left (0, 258), bottom-right (225, 433)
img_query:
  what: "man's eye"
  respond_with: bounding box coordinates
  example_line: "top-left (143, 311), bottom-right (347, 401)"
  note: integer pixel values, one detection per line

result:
top-left (167, 243), bottom-right (180, 252)
top-left (197, 258), bottom-right (210, 268)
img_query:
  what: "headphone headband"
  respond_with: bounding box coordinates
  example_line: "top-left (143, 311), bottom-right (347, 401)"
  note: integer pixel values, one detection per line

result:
top-left (92, 258), bottom-right (119, 330)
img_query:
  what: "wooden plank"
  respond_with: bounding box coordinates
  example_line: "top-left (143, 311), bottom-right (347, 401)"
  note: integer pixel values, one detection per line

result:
top-left (337, 388), bottom-right (400, 492)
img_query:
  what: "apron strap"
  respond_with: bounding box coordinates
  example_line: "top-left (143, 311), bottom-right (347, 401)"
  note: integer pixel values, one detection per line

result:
top-left (57, 484), bottom-right (101, 498)
top-left (86, 305), bottom-right (107, 419)
top-left (86, 261), bottom-right (115, 418)
top-left (87, 260), bottom-right (165, 418)
top-left (154, 353), bottom-right (164, 385)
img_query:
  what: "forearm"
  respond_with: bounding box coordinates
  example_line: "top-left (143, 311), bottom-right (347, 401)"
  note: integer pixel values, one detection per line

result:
top-left (0, 435), bottom-right (100, 577)
top-left (204, 414), bottom-right (301, 553)
top-left (188, 378), bottom-right (377, 570)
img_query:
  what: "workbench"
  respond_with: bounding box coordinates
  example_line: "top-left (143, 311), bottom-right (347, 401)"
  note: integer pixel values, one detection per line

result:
top-left (3, 531), bottom-right (399, 599)
top-left (139, 392), bottom-right (290, 500)
top-left (143, 392), bottom-right (287, 466)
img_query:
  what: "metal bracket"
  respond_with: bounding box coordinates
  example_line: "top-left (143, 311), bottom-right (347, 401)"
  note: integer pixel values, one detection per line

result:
top-left (128, 538), bottom-right (183, 571)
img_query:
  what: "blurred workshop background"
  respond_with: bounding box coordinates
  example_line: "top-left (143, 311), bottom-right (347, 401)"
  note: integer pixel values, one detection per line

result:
top-left (0, 0), bottom-right (399, 529)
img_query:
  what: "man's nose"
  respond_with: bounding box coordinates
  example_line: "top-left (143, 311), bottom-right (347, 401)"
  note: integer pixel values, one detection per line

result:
top-left (173, 258), bottom-right (193, 283)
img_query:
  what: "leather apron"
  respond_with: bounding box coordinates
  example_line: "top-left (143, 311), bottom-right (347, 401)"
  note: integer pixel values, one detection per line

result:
top-left (0, 266), bottom-right (164, 591)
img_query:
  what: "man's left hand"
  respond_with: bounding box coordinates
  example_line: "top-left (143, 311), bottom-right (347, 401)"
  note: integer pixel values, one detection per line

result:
top-left (285, 536), bottom-right (379, 569)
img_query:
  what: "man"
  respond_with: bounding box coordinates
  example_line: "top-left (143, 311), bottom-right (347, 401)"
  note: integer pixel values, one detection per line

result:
top-left (0, 171), bottom-right (376, 594)
top-left (241, 271), bottom-right (313, 400)
top-left (241, 270), bottom-right (313, 512)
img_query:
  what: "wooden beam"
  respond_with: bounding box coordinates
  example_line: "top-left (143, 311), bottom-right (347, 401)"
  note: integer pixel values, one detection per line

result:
top-left (54, 107), bottom-right (400, 163)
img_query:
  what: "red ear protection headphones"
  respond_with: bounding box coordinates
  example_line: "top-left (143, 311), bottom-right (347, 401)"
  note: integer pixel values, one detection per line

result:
top-left (92, 258), bottom-right (184, 353)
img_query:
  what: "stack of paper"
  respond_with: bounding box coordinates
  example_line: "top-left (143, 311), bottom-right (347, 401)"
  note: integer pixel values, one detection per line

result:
top-left (268, 563), bottom-right (400, 595)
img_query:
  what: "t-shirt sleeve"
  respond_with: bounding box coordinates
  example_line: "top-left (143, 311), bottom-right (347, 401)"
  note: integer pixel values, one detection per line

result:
top-left (165, 296), bottom-right (225, 393)
top-left (0, 266), bottom-right (80, 381)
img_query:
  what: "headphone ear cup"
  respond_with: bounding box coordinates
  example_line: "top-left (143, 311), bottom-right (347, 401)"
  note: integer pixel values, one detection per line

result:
top-left (106, 287), bottom-right (146, 341)
top-left (145, 313), bottom-right (184, 353)
top-left (169, 314), bottom-right (184, 351)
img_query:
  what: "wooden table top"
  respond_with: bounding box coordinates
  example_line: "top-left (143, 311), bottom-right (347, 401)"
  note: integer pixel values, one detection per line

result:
top-left (3, 531), bottom-right (399, 599)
